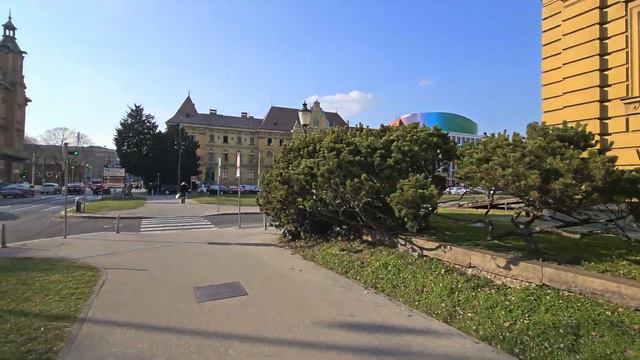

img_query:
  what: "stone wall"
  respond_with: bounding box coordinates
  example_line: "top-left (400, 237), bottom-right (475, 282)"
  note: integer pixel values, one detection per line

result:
top-left (397, 236), bottom-right (640, 309)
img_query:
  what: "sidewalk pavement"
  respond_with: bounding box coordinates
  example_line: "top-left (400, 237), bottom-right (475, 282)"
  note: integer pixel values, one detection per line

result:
top-left (3, 229), bottom-right (512, 360)
top-left (73, 195), bottom-right (261, 219)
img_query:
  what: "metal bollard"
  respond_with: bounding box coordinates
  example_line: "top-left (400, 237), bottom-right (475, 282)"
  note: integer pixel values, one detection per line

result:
top-left (115, 214), bottom-right (120, 234)
top-left (1, 224), bottom-right (6, 248)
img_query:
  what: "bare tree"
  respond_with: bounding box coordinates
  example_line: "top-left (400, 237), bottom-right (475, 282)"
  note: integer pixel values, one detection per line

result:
top-left (40, 127), bottom-right (75, 146)
top-left (75, 131), bottom-right (93, 147)
top-left (39, 127), bottom-right (93, 147)
top-left (24, 134), bottom-right (39, 144)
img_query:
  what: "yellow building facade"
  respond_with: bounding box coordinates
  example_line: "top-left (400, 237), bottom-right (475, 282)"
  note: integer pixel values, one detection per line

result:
top-left (542, 0), bottom-right (640, 168)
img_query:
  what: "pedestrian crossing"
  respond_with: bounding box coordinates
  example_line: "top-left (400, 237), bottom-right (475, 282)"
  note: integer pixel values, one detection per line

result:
top-left (140, 216), bottom-right (217, 232)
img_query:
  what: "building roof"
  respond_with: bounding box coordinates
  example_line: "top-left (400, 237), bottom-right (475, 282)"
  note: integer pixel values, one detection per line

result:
top-left (166, 96), bottom-right (348, 132)
top-left (166, 96), bottom-right (263, 130)
top-left (259, 106), bottom-right (347, 131)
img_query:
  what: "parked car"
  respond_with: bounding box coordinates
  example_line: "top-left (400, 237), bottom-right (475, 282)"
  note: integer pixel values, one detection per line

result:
top-left (445, 186), bottom-right (467, 195)
top-left (239, 184), bottom-right (260, 194)
top-left (206, 184), bottom-right (233, 195)
top-left (40, 183), bottom-right (61, 194)
top-left (66, 183), bottom-right (85, 195)
top-left (1, 183), bottom-right (35, 198)
top-left (0, 183), bottom-right (8, 191)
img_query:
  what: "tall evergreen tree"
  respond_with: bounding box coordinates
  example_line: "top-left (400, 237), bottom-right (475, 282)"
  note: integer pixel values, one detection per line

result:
top-left (113, 105), bottom-right (159, 184)
top-left (156, 124), bottom-right (200, 187)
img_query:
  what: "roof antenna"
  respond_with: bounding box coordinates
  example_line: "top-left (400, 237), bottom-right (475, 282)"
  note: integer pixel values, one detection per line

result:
top-left (187, 89), bottom-right (191, 97)
top-left (8, 9), bottom-right (11, 20)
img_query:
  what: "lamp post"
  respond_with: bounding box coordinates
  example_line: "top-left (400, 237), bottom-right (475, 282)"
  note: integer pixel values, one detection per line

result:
top-left (175, 124), bottom-right (183, 190)
top-left (298, 101), bottom-right (312, 136)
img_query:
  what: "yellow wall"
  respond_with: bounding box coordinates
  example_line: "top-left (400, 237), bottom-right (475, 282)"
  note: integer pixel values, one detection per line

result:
top-left (542, 0), bottom-right (640, 168)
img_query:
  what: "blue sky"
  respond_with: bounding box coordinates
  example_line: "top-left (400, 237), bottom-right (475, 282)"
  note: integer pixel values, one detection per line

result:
top-left (6, 0), bottom-right (541, 148)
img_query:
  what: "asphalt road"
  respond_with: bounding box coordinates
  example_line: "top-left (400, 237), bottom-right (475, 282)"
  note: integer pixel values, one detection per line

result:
top-left (0, 192), bottom-right (138, 244)
top-left (0, 195), bottom-right (266, 244)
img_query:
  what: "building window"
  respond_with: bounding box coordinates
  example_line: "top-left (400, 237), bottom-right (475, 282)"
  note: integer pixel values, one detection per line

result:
top-left (249, 151), bottom-right (255, 160)
top-left (223, 136), bottom-right (229, 144)
top-left (209, 134), bottom-right (214, 143)
top-left (208, 150), bottom-right (214, 162)
top-left (223, 150), bottom-right (228, 162)
top-left (266, 151), bottom-right (273, 164)
top-left (222, 168), bottom-right (228, 179)
top-left (279, 139), bottom-right (284, 146)
top-left (267, 138), bottom-right (273, 146)
top-left (249, 170), bottom-right (255, 179)
top-left (46, 171), bottom-right (53, 177)
top-left (630, 4), bottom-right (640, 97)
top-left (236, 136), bottom-right (242, 145)
top-left (249, 137), bottom-right (255, 145)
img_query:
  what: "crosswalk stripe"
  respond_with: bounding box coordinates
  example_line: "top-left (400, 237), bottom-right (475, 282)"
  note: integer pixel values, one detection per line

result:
top-left (141, 220), bottom-right (210, 225)
top-left (140, 225), bottom-right (216, 232)
top-left (139, 216), bottom-right (216, 233)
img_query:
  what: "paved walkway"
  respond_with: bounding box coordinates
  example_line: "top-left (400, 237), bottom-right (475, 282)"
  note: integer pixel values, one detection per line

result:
top-left (2, 229), bottom-right (512, 360)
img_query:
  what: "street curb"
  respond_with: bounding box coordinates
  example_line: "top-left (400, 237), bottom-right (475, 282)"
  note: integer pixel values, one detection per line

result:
top-left (56, 269), bottom-right (107, 360)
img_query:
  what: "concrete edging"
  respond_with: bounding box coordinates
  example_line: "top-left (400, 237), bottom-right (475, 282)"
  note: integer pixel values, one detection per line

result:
top-left (399, 236), bottom-right (640, 309)
top-left (61, 211), bottom-right (264, 220)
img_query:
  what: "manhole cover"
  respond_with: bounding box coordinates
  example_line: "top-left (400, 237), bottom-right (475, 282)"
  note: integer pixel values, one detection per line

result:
top-left (194, 281), bottom-right (248, 303)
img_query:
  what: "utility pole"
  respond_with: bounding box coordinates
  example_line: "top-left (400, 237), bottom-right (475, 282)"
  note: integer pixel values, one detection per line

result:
top-left (177, 124), bottom-right (182, 189)
top-left (258, 152), bottom-right (266, 230)
top-left (31, 152), bottom-right (35, 185)
top-left (237, 151), bottom-right (241, 228)
top-left (63, 142), bottom-right (68, 238)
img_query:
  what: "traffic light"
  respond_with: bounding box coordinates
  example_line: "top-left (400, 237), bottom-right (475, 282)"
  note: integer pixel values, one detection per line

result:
top-left (20, 168), bottom-right (28, 179)
top-left (68, 150), bottom-right (80, 157)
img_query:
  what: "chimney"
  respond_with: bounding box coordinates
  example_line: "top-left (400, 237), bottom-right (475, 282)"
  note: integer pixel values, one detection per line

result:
top-left (241, 112), bottom-right (248, 118)
top-left (209, 109), bottom-right (217, 114)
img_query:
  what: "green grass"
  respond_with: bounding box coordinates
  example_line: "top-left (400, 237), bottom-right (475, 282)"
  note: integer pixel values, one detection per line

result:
top-left (192, 194), bottom-right (258, 206)
top-left (425, 209), bottom-right (640, 281)
top-left (0, 258), bottom-right (101, 359)
top-left (298, 242), bottom-right (640, 360)
top-left (80, 197), bottom-right (145, 213)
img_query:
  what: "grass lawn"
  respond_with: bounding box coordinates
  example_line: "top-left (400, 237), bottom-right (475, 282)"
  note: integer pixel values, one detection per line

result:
top-left (192, 194), bottom-right (258, 206)
top-left (79, 197), bottom-right (145, 213)
top-left (298, 242), bottom-right (640, 360)
top-left (0, 258), bottom-right (101, 359)
top-left (427, 208), bottom-right (640, 281)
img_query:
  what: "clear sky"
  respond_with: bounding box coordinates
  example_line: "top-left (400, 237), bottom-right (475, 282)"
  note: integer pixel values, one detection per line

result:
top-left (6, 0), bottom-right (541, 148)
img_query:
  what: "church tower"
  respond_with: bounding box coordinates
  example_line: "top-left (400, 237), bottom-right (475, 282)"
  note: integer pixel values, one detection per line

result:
top-left (0, 10), bottom-right (30, 182)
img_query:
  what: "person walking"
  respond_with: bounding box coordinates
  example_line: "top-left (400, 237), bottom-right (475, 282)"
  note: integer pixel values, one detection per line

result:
top-left (179, 182), bottom-right (188, 204)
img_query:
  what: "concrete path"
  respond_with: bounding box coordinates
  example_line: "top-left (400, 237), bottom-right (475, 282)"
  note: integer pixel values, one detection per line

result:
top-left (2, 229), bottom-right (512, 360)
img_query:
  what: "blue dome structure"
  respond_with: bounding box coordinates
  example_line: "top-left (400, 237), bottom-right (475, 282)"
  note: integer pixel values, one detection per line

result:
top-left (398, 112), bottom-right (478, 135)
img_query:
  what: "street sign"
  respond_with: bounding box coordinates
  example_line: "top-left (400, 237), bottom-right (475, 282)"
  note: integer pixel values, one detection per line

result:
top-left (236, 152), bottom-right (241, 178)
top-left (103, 167), bottom-right (125, 189)
top-left (103, 168), bottom-right (125, 177)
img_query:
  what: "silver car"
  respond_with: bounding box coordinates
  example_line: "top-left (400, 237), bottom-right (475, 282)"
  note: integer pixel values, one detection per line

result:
top-left (40, 183), bottom-right (61, 195)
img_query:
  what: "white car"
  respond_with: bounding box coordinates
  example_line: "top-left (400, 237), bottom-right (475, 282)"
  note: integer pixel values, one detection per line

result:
top-left (40, 183), bottom-right (61, 194)
top-left (445, 186), bottom-right (467, 195)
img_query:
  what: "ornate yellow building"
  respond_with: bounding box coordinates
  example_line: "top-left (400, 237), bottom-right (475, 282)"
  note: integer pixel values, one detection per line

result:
top-left (542, 0), bottom-right (640, 168)
top-left (166, 97), bottom-right (347, 186)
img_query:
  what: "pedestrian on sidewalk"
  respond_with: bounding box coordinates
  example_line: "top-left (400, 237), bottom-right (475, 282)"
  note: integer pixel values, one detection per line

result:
top-left (179, 182), bottom-right (188, 204)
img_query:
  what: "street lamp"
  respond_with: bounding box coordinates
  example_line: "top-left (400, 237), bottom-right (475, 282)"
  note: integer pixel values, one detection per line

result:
top-left (298, 101), bottom-right (312, 136)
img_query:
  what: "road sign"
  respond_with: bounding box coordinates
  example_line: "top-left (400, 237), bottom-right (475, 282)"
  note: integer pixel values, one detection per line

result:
top-left (236, 152), bottom-right (241, 178)
top-left (103, 168), bottom-right (125, 177)
top-left (103, 167), bottom-right (125, 189)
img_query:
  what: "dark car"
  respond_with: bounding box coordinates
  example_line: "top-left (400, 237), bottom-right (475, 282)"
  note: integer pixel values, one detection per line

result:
top-left (206, 184), bottom-right (233, 195)
top-left (66, 183), bottom-right (85, 195)
top-left (1, 183), bottom-right (35, 198)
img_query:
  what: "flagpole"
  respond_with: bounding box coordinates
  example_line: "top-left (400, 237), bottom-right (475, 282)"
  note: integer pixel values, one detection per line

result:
top-left (217, 157), bottom-right (221, 213)
top-left (237, 151), bottom-right (241, 228)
